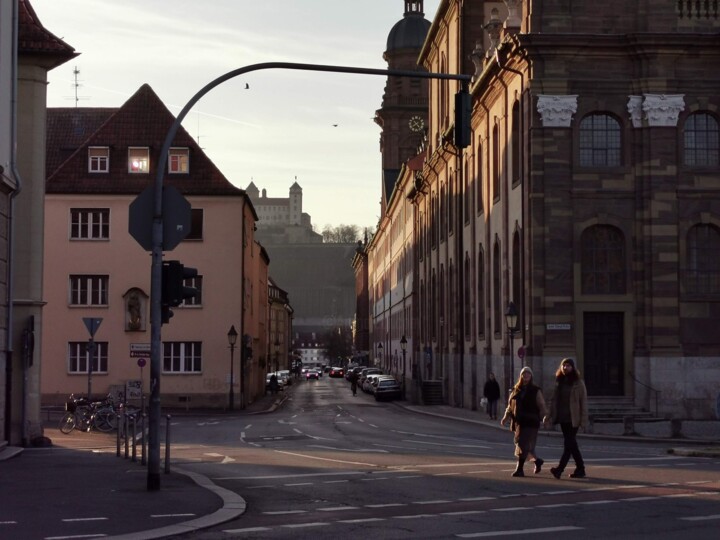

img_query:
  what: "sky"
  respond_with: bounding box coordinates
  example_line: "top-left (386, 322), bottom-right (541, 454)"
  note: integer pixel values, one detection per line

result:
top-left (32, 0), bottom-right (441, 231)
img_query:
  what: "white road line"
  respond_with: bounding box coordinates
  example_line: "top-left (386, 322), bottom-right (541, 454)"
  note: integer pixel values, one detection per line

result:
top-left (323, 480), bottom-right (349, 484)
top-left (680, 514), bottom-right (720, 521)
top-left (317, 506), bottom-right (360, 512)
top-left (457, 525), bottom-right (583, 538)
top-left (273, 449), bottom-right (378, 467)
top-left (338, 518), bottom-right (386, 523)
top-left (491, 507), bottom-right (530, 512)
top-left (366, 503), bottom-right (407, 508)
top-left (460, 497), bottom-right (496, 502)
top-left (0, 521), bottom-right (17, 524)
top-left (45, 535), bottom-right (107, 539)
top-left (394, 514), bottom-right (436, 519)
top-left (151, 513), bottom-right (195, 518)
top-left (223, 527), bottom-right (271, 533)
top-left (263, 510), bottom-right (307, 515)
top-left (578, 500), bottom-right (616, 505)
top-left (285, 482), bottom-right (313, 486)
top-left (281, 522), bottom-right (330, 529)
top-left (536, 504), bottom-right (575, 508)
top-left (61, 517), bottom-right (108, 522)
top-left (413, 500), bottom-right (453, 505)
top-left (215, 471), bottom-right (364, 480)
top-left (442, 510), bottom-right (487, 516)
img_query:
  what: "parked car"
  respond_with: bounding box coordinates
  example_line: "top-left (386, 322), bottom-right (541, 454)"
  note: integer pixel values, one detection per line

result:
top-left (359, 368), bottom-right (383, 389)
top-left (374, 378), bottom-right (401, 401)
top-left (363, 373), bottom-right (383, 393)
top-left (266, 373), bottom-right (283, 393)
top-left (306, 369), bottom-right (320, 380)
top-left (329, 366), bottom-right (344, 378)
top-left (275, 370), bottom-right (291, 386)
top-left (369, 375), bottom-right (396, 394)
top-left (346, 366), bottom-right (363, 381)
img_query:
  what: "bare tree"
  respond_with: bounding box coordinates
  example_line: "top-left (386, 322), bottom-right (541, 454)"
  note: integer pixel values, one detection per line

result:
top-left (321, 224), bottom-right (364, 243)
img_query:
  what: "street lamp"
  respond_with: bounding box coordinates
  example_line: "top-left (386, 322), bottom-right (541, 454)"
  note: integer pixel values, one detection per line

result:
top-left (274, 338), bottom-right (280, 373)
top-left (227, 325), bottom-right (238, 410)
top-left (504, 302), bottom-right (519, 402)
top-left (400, 335), bottom-right (407, 400)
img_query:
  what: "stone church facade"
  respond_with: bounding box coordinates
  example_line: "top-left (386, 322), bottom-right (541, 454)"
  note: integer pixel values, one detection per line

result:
top-left (368, 0), bottom-right (720, 419)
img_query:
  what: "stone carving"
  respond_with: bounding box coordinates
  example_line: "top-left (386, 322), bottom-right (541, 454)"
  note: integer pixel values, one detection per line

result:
top-left (627, 95), bottom-right (643, 128)
top-left (469, 39), bottom-right (485, 78)
top-left (503, 0), bottom-right (522, 28)
top-left (642, 94), bottom-right (685, 127)
top-left (124, 288), bottom-right (148, 332)
top-left (536, 95), bottom-right (578, 127)
top-left (484, 8), bottom-right (503, 55)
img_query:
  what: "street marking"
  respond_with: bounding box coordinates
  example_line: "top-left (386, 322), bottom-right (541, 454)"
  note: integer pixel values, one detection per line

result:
top-left (281, 522), bottom-right (329, 528)
top-left (61, 517), bottom-right (108, 522)
top-left (442, 510), bottom-right (487, 516)
top-left (366, 503), bottom-right (407, 508)
top-left (263, 510), bottom-right (306, 515)
top-left (338, 518), bottom-right (386, 523)
top-left (457, 526), bottom-right (583, 538)
top-left (680, 514), bottom-right (720, 521)
top-left (394, 514), bottom-right (436, 519)
top-left (223, 527), bottom-right (271, 533)
top-left (414, 500), bottom-right (453, 505)
top-left (491, 507), bottom-right (529, 512)
top-left (459, 497), bottom-right (496, 502)
top-left (579, 500), bottom-right (616, 505)
top-left (318, 506), bottom-right (360, 512)
top-left (273, 449), bottom-right (378, 467)
top-left (285, 482), bottom-right (313, 486)
top-left (151, 513), bottom-right (195, 518)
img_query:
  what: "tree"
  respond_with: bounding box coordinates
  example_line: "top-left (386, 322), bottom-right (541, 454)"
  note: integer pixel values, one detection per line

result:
top-left (321, 224), bottom-right (363, 243)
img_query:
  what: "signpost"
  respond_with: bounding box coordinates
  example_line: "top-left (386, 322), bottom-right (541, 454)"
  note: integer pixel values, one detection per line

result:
top-left (82, 318), bottom-right (102, 399)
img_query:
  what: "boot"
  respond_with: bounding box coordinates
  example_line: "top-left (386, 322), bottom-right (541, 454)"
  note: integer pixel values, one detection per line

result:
top-left (533, 458), bottom-right (544, 474)
top-left (550, 466), bottom-right (562, 479)
top-left (569, 468), bottom-right (586, 478)
top-left (512, 458), bottom-right (525, 477)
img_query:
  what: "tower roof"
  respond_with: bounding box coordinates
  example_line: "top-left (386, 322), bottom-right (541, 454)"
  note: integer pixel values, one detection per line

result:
top-left (386, 1), bottom-right (431, 52)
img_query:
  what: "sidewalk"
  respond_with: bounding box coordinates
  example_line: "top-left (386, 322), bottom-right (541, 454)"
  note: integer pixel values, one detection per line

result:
top-left (1, 392), bottom-right (717, 540)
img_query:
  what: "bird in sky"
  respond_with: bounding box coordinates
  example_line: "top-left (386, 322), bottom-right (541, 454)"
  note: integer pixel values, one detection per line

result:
top-left (245, 83), bottom-right (249, 89)
top-left (332, 124), bottom-right (338, 127)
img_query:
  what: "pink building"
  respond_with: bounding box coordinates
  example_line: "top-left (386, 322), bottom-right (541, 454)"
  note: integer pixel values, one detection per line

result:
top-left (42, 84), bottom-right (268, 409)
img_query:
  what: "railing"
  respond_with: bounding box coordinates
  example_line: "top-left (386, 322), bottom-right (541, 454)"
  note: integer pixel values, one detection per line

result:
top-left (677, 0), bottom-right (719, 19)
top-left (628, 371), bottom-right (660, 417)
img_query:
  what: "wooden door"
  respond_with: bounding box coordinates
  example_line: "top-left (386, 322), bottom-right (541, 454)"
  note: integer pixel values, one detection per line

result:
top-left (583, 312), bottom-right (624, 395)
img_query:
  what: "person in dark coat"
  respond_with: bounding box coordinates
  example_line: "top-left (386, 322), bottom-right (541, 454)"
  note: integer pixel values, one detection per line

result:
top-left (501, 366), bottom-right (547, 477)
top-left (544, 358), bottom-right (589, 479)
top-left (483, 372), bottom-right (501, 420)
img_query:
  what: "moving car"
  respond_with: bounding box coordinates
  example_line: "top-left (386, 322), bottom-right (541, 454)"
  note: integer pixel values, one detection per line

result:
top-left (329, 367), bottom-right (344, 378)
top-left (306, 369), bottom-right (320, 380)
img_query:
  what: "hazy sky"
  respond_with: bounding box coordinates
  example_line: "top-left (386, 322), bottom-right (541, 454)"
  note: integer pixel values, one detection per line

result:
top-left (33, 0), bottom-right (441, 230)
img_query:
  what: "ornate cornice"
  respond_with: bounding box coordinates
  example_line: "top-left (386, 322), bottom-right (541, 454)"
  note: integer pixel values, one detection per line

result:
top-left (536, 95), bottom-right (578, 127)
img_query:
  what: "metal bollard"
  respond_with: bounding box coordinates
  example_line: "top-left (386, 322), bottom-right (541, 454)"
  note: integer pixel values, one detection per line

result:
top-left (141, 413), bottom-right (147, 465)
top-left (124, 413), bottom-right (130, 458)
top-left (164, 414), bottom-right (171, 474)
top-left (131, 415), bottom-right (137, 462)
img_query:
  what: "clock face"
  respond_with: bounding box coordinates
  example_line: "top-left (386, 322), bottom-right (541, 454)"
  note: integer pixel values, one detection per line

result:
top-left (409, 115), bottom-right (425, 132)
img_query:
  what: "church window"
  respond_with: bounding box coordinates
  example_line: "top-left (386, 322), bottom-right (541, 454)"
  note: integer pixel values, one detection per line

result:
top-left (581, 225), bottom-right (626, 294)
top-left (685, 224), bottom-right (720, 295)
top-left (684, 113), bottom-right (719, 166)
top-left (579, 114), bottom-right (621, 167)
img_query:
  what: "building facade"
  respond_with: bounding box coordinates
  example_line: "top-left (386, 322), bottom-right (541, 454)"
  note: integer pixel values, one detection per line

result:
top-left (42, 84), bottom-right (268, 410)
top-left (368, 0), bottom-right (720, 419)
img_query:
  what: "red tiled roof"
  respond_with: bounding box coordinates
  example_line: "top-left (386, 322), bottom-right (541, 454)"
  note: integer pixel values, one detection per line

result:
top-left (18, 0), bottom-right (77, 61)
top-left (46, 84), bottom-right (244, 197)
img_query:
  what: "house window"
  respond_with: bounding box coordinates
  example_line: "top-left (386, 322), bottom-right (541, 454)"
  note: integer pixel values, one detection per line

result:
top-left (511, 100), bottom-right (520, 184)
top-left (492, 124), bottom-right (500, 201)
top-left (685, 224), bottom-right (720, 295)
top-left (579, 113), bottom-right (621, 167)
top-left (182, 275), bottom-right (203, 306)
top-left (477, 248), bottom-right (485, 338)
top-left (128, 147), bottom-right (150, 173)
top-left (68, 341), bottom-right (108, 374)
top-left (88, 147), bottom-right (109, 173)
top-left (163, 341), bottom-right (202, 373)
top-left (581, 225), bottom-right (626, 294)
top-left (684, 113), bottom-right (719, 167)
top-left (185, 209), bottom-right (204, 240)
top-left (169, 147), bottom-right (189, 173)
top-left (70, 208), bottom-right (109, 240)
top-left (70, 275), bottom-right (109, 306)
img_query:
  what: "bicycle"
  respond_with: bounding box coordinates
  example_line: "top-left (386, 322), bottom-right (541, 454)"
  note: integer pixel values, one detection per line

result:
top-left (59, 394), bottom-right (118, 434)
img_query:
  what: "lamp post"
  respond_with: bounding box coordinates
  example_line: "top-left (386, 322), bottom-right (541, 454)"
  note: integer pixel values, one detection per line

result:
top-left (400, 335), bottom-right (407, 400)
top-left (504, 302), bottom-right (519, 403)
top-left (227, 325), bottom-right (238, 410)
top-left (274, 338), bottom-right (280, 373)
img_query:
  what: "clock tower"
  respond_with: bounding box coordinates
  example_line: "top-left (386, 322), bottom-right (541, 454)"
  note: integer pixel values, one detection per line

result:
top-left (375, 1), bottom-right (431, 211)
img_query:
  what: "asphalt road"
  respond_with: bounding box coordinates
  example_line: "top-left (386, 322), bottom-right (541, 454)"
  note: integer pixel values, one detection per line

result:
top-left (162, 375), bottom-right (720, 539)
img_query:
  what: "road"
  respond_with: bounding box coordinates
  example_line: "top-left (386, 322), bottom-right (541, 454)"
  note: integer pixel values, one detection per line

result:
top-left (164, 374), bottom-right (720, 539)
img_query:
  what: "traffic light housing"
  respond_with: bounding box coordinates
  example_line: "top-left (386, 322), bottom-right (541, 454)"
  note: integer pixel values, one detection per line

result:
top-left (454, 89), bottom-right (472, 148)
top-left (161, 260), bottom-right (199, 324)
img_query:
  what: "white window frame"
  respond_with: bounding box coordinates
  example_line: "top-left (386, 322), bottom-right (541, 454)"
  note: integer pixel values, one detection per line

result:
top-left (168, 147), bottom-right (189, 174)
top-left (69, 275), bottom-right (109, 306)
top-left (128, 147), bottom-right (150, 173)
top-left (70, 208), bottom-right (110, 240)
top-left (68, 341), bottom-right (108, 374)
top-left (88, 146), bottom-right (109, 173)
top-left (163, 341), bottom-right (202, 373)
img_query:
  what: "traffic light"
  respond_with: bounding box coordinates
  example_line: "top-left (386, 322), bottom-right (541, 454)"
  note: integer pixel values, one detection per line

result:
top-left (161, 260), bottom-right (199, 324)
top-left (454, 89), bottom-right (472, 148)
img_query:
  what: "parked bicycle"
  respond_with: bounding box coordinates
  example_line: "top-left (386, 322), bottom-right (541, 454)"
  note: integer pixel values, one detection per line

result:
top-left (59, 394), bottom-right (117, 434)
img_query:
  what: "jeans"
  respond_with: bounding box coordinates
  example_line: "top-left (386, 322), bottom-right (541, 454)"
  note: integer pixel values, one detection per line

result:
top-left (486, 399), bottom-right (498, 418)
top-left (558, 422), bottom-right (585, 471)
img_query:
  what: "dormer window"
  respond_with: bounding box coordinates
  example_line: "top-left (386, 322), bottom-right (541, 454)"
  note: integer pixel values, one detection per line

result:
top-left (88, 146), bottom-right (109, 173)
top-left (169, 148), bottom-right (189, 174)
top-left (128, 147), bottom-right (149, 173)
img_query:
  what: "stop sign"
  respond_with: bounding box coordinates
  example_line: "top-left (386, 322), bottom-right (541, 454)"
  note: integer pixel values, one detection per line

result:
top-left (129, 185), bottom-right (191, 251)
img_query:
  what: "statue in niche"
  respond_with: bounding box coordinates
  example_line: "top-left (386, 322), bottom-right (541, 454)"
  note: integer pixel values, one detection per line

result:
top-left (124, 288), bottom-right (148, 331)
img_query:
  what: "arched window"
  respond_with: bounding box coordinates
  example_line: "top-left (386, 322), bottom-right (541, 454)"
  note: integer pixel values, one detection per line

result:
top-left (684, 113), bottom-right (719, 166)
top-left (492, 124), bottom-right (500, 201)
top-left (512, 229), bottom-right (522, 329)
top-left (478, 247), bottom-right (485, 338)
top-left (464, 253), bottom-right (472, 339)
top-left (511, 100), bottom-right (520, 184)
top-left (579, 113), bottom-right (621, 167)
top-left (581, 225), bottom-right (626, 294)
top-left (685, 224), bottom-right (720, 295)
top-left (476, 140), bottom-right (484, 214)
top-left (493, 241), bottom-right (501, 334)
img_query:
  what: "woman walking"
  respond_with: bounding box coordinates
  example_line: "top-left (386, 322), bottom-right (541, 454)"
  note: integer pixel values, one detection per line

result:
top-left (500, 367), bottom-right (546, 477)
top-left (483, 373), bottom-right (501, 420)
top-left (544, 358), bottom-right (588, 479)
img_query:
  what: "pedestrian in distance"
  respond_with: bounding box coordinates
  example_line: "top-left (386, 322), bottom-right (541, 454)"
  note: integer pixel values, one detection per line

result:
top-left (500, 366), bottom-right (547, 477)
top-left (349, 370), bottom-right (359, 396)
top-left (544, 357), bottom-right (589, 479)
top-left (269, 374), bottom-right (279, 395)
top-left (483, 372), bottom-right (501, 420)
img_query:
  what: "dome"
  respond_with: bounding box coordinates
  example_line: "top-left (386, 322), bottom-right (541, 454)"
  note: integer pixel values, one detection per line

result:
top-left (386, 1), bottom-right (431, 52)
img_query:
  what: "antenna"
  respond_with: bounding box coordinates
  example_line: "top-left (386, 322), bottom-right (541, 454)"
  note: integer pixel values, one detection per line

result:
top-left (195, 113), bottom-right (206, 150)
top-left (64, 66), bottom-right (89, 107)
